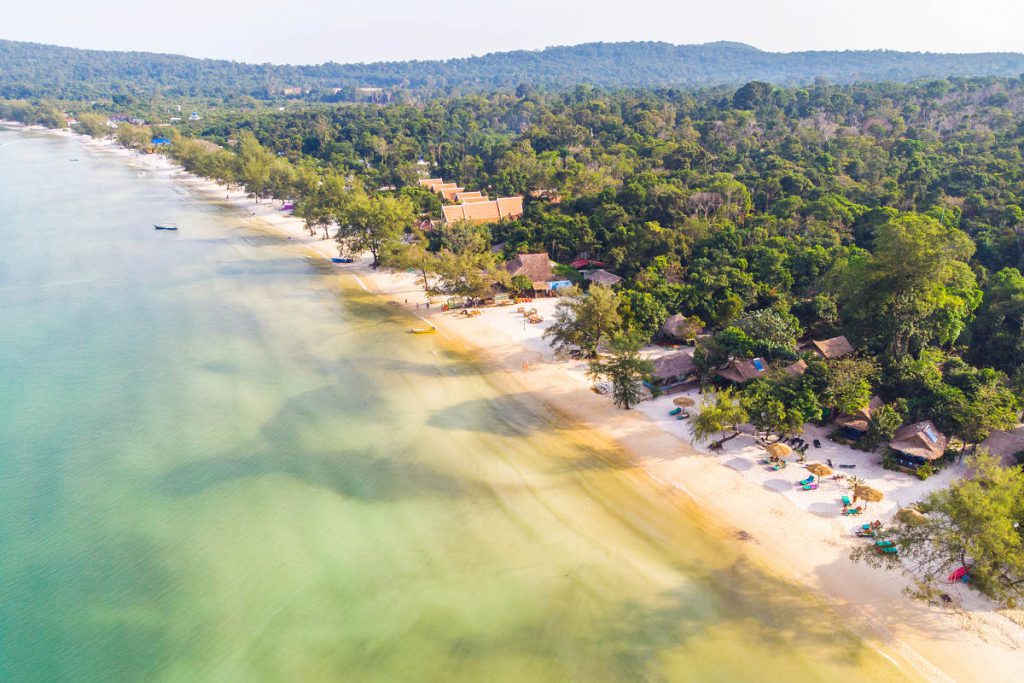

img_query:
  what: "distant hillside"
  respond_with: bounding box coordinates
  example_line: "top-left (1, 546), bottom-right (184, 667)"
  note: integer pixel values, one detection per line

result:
top-left (2, 39), bottom-right (1024, 101)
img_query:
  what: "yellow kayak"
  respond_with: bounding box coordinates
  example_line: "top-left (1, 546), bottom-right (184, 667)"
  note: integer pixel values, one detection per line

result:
top-left (410, 327), bottom-right (436, 334)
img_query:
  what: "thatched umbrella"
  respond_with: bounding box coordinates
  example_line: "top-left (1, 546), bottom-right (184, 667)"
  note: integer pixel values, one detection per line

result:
top-left (766, 443), bottom-right (793, 460)
top-left (854, 484), bottom-right (884, 509)
top-left (673, 396), bottom-right (696, 408)
top-left (805, 462), bottom-right (833, 479)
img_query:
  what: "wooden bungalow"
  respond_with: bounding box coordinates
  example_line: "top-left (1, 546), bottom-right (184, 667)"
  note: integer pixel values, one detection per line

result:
top-left (583, 269), bottom-right (623, 287)
top-left (659, 314), bottom-right (703, 343)
top-left (835, 396), bottom-right (883, 439)
top-left (978, 428), bottom-right (1024, 467)
top-left (889, 420), bottom-right (947, 469)
top-left (716, 357), bottom-right (767, 385)
top-left (650, 350), bottom-right (697, 391)
top-left (805, 336), bottom-right (854, 360)
top-left (505, 252), bottom-right (555, 294)
top-left (782, 359), bottom-right (808, 377)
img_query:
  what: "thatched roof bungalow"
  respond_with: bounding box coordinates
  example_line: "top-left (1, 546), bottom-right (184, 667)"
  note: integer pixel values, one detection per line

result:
top-left (584, 269), bottom-right (623, 287)
top-left (505, 253), bottom-right (555, 292)
top-left (783, 359), bottom-right (808, 377)
top-left (835, 395), bottom-right (884, 437)
top-left (889, 420), bottom-right (947, 468)
top-left (806, 336), bottom-right (854, 359)
top-left (651, 350), bottom-right (697, 388)
top-left (659, 314), bottom-right (703, 342)
top-left (978, 428), bottom-right (1024, 467)
top-left (716, 357), bottom-right (767, 384)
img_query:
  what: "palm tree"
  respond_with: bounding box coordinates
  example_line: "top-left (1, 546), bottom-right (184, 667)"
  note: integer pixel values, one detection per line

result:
top-left (848, 476), bottom-right (866, 501)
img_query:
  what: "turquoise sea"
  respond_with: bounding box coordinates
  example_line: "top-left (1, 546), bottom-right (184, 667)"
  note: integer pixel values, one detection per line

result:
top-left (0, 128), bottom-right (913, 682)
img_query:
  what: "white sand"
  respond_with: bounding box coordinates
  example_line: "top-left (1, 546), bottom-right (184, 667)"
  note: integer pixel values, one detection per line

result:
top-left (43, 126), bottom-right (1024, 683)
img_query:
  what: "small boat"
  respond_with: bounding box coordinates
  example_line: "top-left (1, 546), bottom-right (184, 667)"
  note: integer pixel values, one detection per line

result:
top-left (409, 327), bottom-right (436, 334)
top-left (331, 257), bottom-right (354, 263)
top-left (154, 223), bottom-right (179, 231)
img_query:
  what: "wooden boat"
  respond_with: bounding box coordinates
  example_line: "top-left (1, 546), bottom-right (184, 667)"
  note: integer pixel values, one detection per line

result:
top-left (154, 223), bottom-right (179, 231)
top-left (409, 326), bottom-right (436, 334)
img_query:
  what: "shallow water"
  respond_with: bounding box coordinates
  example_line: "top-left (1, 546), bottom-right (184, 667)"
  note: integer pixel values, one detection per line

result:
top-left (0, 129), bottom-right (913, 682)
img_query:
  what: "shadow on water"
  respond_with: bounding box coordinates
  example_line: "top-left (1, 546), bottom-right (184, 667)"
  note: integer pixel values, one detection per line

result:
top-left (151, 384), bottom-right (477, 503)
top-left (428, 393), bottom-right (565, 438)
top-left (0, 538), bottom-right (186, 683)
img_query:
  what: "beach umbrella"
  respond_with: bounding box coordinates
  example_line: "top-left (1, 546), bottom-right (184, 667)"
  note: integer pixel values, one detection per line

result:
top-left (854, 485), bottom-right (884, 509)
top-left (805, 462), bottom-right (833, 479)
top-left (765, 443), bottom-right (793, 460)
top-left (673, 396), bottom-right (696, 407)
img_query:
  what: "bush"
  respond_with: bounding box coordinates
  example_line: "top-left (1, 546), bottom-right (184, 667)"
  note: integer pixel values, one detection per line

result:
top-left (916, 461), bottom-right (938, 480)
top-left (881, 449), bottom-right (900, 471)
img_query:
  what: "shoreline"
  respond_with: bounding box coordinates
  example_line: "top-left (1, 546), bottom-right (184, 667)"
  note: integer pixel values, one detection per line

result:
top-left (22, 124), bottom-right (1023, 682)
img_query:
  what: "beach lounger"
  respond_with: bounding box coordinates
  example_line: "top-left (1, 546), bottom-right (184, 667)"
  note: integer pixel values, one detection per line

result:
top-left (875, 540), bottom-right (895, 547)
top-left (842, 496), bottom-right (852, 507)
top-left (801, 483), bottom-right (818, 490)
top-left (798, 476), bottom-right (814, 486)
top-left (843, 506), bottom-right (863, 515)
top-left (669, 407), bottom-right (682, 416)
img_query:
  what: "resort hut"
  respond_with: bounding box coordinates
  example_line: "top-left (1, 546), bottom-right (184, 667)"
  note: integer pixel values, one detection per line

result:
top-left (978, 428), bottom-right (1024, 467)
top-left (716, 358), bottom-right (767, 385)
top-left (835, 396), bottom-right (884, 440)
top-left (584, 269), bottom-right (624, 287)
top-left (505, 252), bottom-right (555, 295)
top-left (783, 359), bottom-right (808, 377)
top-left (659, 314), bottom-right (702, 343)
top-left (650, 350), bottom-right (697, 392)
top-left (806, 336), bottom-right (854, 360)
top-left (889, 420), bottom-right (947, 470)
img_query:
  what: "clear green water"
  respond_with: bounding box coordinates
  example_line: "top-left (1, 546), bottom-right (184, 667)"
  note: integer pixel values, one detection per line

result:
top-left (0, 129), bottom-right (913, 682)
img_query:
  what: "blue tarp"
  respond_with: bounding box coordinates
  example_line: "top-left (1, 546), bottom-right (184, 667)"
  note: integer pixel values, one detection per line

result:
top-left (151, 138), bottom-right (171, 145)
top-left (548, 280), bottom-right (573, 290)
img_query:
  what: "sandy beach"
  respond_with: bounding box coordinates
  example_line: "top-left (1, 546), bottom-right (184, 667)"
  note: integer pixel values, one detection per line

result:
top-left (37, 126), bottom-right (1024, 682)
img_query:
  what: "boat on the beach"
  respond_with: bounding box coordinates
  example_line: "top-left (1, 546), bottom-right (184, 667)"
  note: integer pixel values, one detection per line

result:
top-left (331, 257), bottom-right (354, 263)
top-left (154, 223), bottom-right (179, 231)
top-left (409, 326), bottom-right (436, 334)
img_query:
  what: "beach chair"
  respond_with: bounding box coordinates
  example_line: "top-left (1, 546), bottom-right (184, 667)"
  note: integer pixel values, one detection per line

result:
top-left (798, 476), bottom-right (814, 486)
top-left (669, 407), bottom-right (682, 416)
top-left (842, 495), bottom-right (852, 507)
top-left (843, 506), bottom-right (863, 516)
top-left (801, 483), bottom-right (818, 491)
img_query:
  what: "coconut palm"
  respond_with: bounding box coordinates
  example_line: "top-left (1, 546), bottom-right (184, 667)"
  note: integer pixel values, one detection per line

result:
top-left (847, 476), bottom-right (866, 500)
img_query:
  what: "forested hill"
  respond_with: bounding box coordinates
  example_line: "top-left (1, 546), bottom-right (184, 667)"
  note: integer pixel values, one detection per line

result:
top-left (3, 39), bottom-right (1024, 101)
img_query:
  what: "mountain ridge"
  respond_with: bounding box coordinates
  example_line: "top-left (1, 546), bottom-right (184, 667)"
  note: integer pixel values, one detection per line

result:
top-left (2, 38), bottom-right (1023, 101)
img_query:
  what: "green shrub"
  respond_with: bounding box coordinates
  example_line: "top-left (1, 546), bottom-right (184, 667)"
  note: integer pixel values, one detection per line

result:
top-left (881, 449), bottom-right (900, 471)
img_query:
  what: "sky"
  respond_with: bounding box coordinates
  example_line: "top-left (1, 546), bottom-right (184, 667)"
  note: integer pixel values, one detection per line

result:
top-left (3, 0), bottom-right (1023, 64)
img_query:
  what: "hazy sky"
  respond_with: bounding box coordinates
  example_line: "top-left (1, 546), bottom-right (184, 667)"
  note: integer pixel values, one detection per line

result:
top-left (4, 0), bottom-right (1023, 64)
